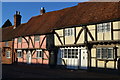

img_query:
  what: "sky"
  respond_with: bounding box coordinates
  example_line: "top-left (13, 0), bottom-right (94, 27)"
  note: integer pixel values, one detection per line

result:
top-left (1, 1), bottom-right (89, 27)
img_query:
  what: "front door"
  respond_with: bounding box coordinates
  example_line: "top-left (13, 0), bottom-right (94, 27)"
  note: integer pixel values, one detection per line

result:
top-left (80, 49), bottom-right (88, 69)
top-left (27, 51), bottom-right (31, 64)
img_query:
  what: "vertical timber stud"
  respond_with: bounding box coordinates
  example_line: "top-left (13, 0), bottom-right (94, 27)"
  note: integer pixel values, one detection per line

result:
top-left (74, 27), bottom-right (76, 44)
top-left (12, 39), bottom-right (15, 64)
top-left (83, 26), bottom-right (89, 69)
top-left (111, 22), bottom-right (113, 40)
top-left (114, 47), bottom-right (117, 69)
top-left (95, 24), bottom-right (97, 41)
top-left (63, 29), bottom-right (65, 45)
top-left (88, 45), bottom-right (92, 70)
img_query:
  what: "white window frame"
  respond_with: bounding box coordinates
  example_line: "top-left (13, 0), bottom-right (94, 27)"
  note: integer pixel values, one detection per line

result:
top-left (96, 47), bottom-right (114, 60)
top-left (34, 35), bottom-right (40, 42)
top-left (96, 48), bottom-right (101, 59)
top-left (60, 47), bottom-right (84, 59)
top-left (97, 22), bottom-right (111, 33)
top-left (36, 50), bottom-right (43, 58)
top-left (107, 48), bottom-right (114, 59)
top-left (17, 50), bottom-right (22, 58)
top-left (6, 51), bottom-right (10, 58)
top-left (65, 28), bottom-right (74, 36)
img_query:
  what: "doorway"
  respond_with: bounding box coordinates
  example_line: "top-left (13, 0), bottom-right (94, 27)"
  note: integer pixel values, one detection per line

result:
top-left (27, 50), bottom-right (31, 64)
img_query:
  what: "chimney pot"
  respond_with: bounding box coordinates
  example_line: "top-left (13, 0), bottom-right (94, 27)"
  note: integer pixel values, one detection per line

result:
top-left (40, 7), bottom-right (45, 15)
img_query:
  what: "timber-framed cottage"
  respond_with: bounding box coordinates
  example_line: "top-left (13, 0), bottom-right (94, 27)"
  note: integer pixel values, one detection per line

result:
top-left (1, 2), bottom-right (120, 71)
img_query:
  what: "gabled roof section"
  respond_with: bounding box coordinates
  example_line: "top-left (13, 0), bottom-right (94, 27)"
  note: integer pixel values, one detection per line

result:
top-left (0, 23), bottom-right (26, 42)
top-left (8, 2), bottom-right (120, 38)
top-left (1, 26), bottom-right (14, 42)
top-left (2, 19), bottom-right (12, 28)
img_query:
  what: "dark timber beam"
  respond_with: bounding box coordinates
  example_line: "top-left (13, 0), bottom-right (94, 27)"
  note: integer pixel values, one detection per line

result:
top-left (83, 26), bottom-right (92, 69)
top-left (44, 50), bottom-right (49, 59)
top-left (74, 28), bottom-right (83, 44)
top-left (40, 36), bottom-right (46, 48)
top-left (95, 25), bottom-right (97, 41)
top-left (22, 36), bottom-right (29, 48)
top-left (86, 27), bottom-right (95, 41)
top-left (63, 29), bottom-right (65, 45)
top-left (113, 29), bottom-right (120, 31)
top-left (74, 27), bottom-right (77, 43)
top-left (55, 32), bottom-right (63, 45)
top-left (28, 36), bottom-right (35, 48)
top-left (83, 26), bottom-right (88, 43)
top-left (111, 22), bottom-right (113, 40)
top-left (12, 39), bottom-right (15, 63)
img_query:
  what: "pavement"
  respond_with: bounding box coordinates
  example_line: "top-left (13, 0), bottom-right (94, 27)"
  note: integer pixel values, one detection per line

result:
top-left (2, 64), bottom-right (120, 80)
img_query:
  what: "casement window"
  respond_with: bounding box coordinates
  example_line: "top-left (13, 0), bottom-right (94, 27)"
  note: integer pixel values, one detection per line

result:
top-left (65, 28), bottom-right (74, 36)
top-left (97, 22), bottom-right (111, 33)
top-left (96, 48), bottom-right (114, 60)
top-left (34, 35), bottom-right (40, 42)
top-left (36, 50), bottom-right (43, 58)
top-left (62, 49), bottom-right (78, 58)
top-left (17, 50), bottom-right (22, 58)
top-left (5, 42), bottom-right (9, 47)
top-left (6, 51), bottom-right (10, 58)
top-left (18, 37), bottom-right (22, 43)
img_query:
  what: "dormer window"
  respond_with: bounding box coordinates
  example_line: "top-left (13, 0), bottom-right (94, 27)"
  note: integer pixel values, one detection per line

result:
top-left (65, 28), bottom-right (74, 36)
top-left (97, 22), bottom-right (111, 33)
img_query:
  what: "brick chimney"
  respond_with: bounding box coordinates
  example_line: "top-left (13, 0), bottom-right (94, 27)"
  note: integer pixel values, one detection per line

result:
top-left (40, 7), bottom-right (45, 15)
top-left (13, 11), bottom-right (22, 29)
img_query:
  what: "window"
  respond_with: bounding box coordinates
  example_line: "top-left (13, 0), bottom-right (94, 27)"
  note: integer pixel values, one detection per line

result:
top-left (62, 48), bottom-right (78, 58)
top-left (5, 42), bottom-right (9, 47)
top-left (65, 28), bottom-right (74, 36)
top-left (64, 49), bottom-right (67, 58)
top-left (108, 48), bottom-right (114, 59)
top-left (97, 22), bottom-right (111, 33)
top-left (36, 50), bottom-right (43, 58)
top-left (96, 48), bottom-right (101, 59)
top-left (96, 48), bottom-right (114, 60)
top-left (6, 51), bottom-right (10, 58)
top-left (17, 50), bottom-right (22, 58)
top-left (18, 37), bottom-right (22, 43)
top-left (102, 48), bottom-right (107, 59)
top-left (34, 35), bottom-right (40, 42)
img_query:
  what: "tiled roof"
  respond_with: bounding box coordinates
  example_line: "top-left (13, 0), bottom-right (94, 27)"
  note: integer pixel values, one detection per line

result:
top-left (13, 2), bottom-right (120, 37)
top-left (2, 2), bottom-right (120, 41)
top-left (1, 26), bottom-right (14, 41)
top-left (1, 23), bottom-right (26, 41)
